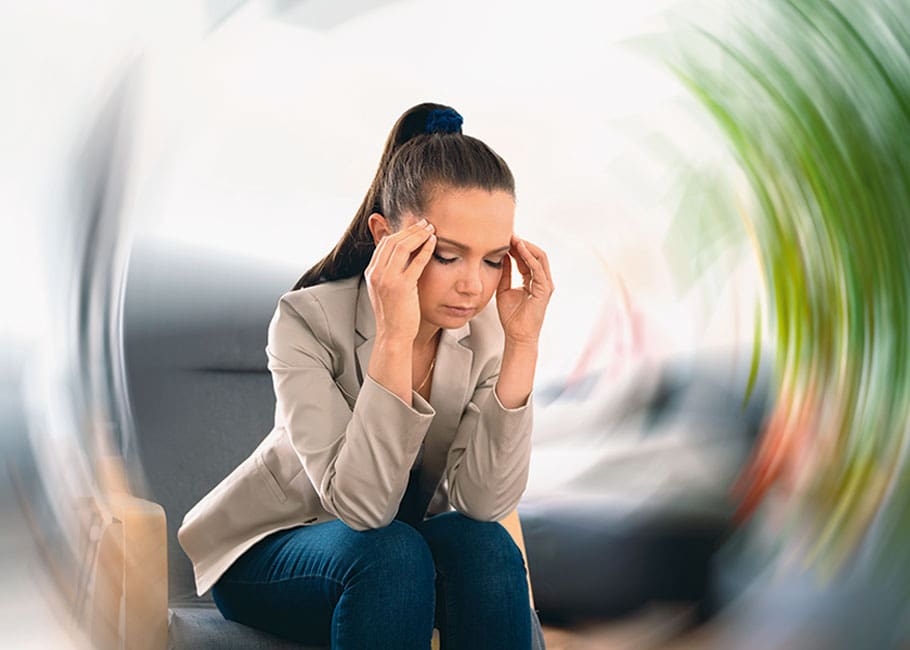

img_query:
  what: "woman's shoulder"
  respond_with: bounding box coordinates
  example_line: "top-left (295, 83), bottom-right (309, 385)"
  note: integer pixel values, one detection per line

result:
top-left (268, 275), bottom-right (361, 359)
top-left (277, 275), bottom-right (361, 317)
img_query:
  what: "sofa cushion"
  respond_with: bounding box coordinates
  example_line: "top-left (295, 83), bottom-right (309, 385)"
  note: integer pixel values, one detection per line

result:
top-left (168, 606), bottom-right (327, 650)
top-left (169, 605), bottom-right (546, 649)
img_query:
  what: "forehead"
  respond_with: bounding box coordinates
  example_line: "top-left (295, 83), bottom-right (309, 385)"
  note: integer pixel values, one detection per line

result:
top-left (423, 187), bottom-right (514, 249)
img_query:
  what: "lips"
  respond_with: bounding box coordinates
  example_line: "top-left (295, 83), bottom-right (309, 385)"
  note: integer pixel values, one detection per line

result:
top-left (443, 305), bottom-right (476, 315)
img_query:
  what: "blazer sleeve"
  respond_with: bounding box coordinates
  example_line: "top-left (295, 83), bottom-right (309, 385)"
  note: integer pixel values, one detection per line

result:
top-left (267, 293), bottom-right (435, 531)
top-left (444, 360), bottom-right (534, 522)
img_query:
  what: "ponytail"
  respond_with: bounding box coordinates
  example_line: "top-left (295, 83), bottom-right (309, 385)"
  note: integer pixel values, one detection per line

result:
top-left (292, 102), bottom-right (514, 290)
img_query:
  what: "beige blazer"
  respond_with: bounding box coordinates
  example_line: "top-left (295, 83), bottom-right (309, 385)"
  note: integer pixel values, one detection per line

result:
top-left (177, 274), bottom-right (534, 596)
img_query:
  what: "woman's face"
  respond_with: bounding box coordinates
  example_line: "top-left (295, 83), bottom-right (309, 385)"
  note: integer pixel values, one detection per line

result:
top-left (403, 186), bottom-right (515, 329)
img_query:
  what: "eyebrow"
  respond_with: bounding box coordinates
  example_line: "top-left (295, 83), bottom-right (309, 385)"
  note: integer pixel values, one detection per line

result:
top-left (436, 237), bottom-right (511, 255)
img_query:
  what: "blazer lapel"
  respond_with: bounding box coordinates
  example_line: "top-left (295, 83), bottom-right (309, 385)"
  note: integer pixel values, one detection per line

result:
top-left (354, 275), bottom-right (376, 388)
top-left (352, 274), bottom-right (472, 520)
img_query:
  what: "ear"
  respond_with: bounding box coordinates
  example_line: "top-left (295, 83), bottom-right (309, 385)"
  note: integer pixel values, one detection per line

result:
top-left (367, 212), bottom-right (393, 246)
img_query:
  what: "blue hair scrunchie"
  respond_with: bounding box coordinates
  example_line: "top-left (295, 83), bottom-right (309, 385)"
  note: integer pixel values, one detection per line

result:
top-left (425, 108), bottom-right (463, 134)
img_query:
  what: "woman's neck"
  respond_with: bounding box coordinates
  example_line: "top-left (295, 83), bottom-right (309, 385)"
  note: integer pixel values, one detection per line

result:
top-left (413, 323), bottom-right (441, 355)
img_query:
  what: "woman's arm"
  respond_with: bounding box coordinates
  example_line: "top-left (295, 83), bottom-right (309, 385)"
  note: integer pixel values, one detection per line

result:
top-left (495, 339), bottom-right (539, 409)
top-left (265, 220), bottom-right (437, 529)
top-left (268, 294), bottom-right (435, 531)
top-left (363, 217), bottom-right (436, 407)
top-left (445, 234), bottom-right (553, 520)
top-left (494, 234), bottom-right (552, 409)
top-left (443, 361), bottom-right (534, 522)
top-left (368, 333), bottom-right (415, 407)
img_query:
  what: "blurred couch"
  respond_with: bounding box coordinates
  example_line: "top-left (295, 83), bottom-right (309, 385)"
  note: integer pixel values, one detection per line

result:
top-left (121, 238), bottom-right (769, 647)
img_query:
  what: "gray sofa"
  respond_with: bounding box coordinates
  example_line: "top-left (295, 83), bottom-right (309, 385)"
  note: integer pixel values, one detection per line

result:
top-left (122, 245), bottom-right (295, 646)
top-left (121, 238), bottom-right (768, 647)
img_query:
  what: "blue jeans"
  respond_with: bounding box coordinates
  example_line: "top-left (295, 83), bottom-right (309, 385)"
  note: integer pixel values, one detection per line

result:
top-left (211, 511), bottom-right (545, 649)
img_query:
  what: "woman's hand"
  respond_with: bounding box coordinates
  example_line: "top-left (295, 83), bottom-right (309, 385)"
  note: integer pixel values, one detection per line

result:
top-left (364, 218), bottom-right (436, 343)
top-left (496, 234), bottom-right (555, 346)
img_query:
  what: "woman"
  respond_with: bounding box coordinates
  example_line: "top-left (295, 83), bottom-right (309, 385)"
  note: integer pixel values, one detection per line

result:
top-left (177, 102), bottom-right (554, 648)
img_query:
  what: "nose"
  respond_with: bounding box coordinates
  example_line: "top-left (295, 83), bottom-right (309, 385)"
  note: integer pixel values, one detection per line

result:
top-left (456, 265), bottom-right (483, 297)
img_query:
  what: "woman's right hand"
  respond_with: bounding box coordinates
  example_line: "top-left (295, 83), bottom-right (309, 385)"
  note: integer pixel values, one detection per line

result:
top-left (364, 217), bottom-right (436, 343)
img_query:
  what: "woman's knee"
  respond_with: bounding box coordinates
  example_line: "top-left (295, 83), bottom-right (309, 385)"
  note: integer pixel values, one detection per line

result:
top-left (342, 520), bottom-right (436, 587)
top-left (418, 511), bottom-right (530, 625)
top-left (419, 512), bottom-right (526, 573)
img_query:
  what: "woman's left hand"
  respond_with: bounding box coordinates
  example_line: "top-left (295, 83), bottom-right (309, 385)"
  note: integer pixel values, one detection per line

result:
top-left (496, 234), bottom-right (555, 346)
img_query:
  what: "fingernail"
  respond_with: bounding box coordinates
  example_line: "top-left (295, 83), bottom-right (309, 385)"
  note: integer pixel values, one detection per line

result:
top-left (418, 218), bottom-right (427, 225)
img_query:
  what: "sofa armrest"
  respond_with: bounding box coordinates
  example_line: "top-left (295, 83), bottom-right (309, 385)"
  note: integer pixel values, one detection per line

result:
top-left (499, 508), bottom-right (536, 610)
top-left (90, 457), bottom-right (168, 649)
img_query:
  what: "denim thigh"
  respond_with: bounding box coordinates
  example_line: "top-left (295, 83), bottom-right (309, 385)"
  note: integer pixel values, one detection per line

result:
top-left (416, 511), bottom-right (540, 650)
top-left (211, 519), bottom-right (437, 648)
top-left (211, 514), bottom-right (546, 649)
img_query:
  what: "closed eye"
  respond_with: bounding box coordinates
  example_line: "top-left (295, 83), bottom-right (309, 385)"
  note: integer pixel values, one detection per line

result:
top-left (433, 253), bottom-right (503, 269)
top-left (433, 253), bottom-right (457, 264)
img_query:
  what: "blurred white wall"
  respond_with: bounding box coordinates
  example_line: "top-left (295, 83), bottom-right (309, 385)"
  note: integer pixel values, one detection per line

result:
top-left (1, 2), bottom-right (762, 646)
top-left (129, 0), bottom-right (762, 390)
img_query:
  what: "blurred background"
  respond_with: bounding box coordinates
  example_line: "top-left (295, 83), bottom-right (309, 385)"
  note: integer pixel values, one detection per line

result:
top-left (3, 0), bottom-right (908, 648)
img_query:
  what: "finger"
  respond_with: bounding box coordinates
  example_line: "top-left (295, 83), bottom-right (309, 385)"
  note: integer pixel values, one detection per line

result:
top-left (509, 235), bottom-right (532, 279)
top-left (374, 218), bottom-right (431, 254)
top-left (383, 222), bottom-right (435, 271)
top-left (517, 239), bottom-right (545, 280)
top-left (403, 234), bottom-right (436, 281)
top-left (521, 239), bottom-right (553, 285)
top-left (369, 230), bottom-right (395, 272)
top-left (518, 238), bottom-right (552, 285)
top-left (394, 228), bottom-right (434, 272)
top-left (497, 251), bottom-right (512, 294)
top-left (392, 218), bottom-right (433, 241)
top-left (517, 240), bottom-right (548, 296)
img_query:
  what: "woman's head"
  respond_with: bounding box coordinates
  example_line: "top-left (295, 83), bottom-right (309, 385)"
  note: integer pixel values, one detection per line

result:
top-left (385, 185), bottom-right (515, 332)
top-left (292, 102), bottom-right (515, 291)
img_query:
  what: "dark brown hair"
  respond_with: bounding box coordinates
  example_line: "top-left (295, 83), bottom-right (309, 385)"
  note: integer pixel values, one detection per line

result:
top-left (291, 102), bottom-right (515, 290)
